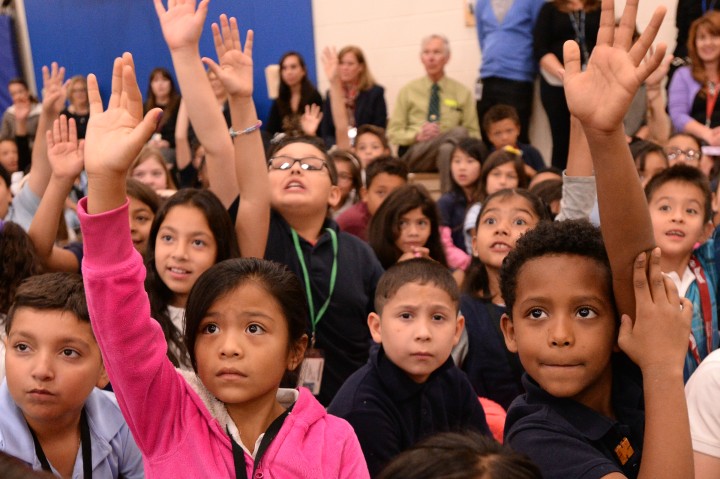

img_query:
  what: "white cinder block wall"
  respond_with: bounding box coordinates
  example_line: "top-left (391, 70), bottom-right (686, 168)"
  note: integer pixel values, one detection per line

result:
top-left (312, 0), bottom-right (678, 164)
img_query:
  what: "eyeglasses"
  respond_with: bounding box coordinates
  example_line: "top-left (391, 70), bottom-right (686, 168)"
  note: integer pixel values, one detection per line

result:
top-left (268, 156), bottom-right (327, 172)
top-left (665, 147), bottom-right (701, 163)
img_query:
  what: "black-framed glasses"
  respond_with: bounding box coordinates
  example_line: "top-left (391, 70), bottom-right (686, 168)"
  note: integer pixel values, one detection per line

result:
top-left (268, 156), bottom-right (328, 172)
top-left (665, 147), bottom-right (701, 162)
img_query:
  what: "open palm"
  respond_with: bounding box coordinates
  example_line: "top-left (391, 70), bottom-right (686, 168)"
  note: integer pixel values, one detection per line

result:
top-left (154, 0), bottom-right (209, 51)
top-left (203, 15), bottom-right (254, 98)
top-left (84, 54), bottom-right (161, 177)
top-left (47, 116), bottom-right (84, 180)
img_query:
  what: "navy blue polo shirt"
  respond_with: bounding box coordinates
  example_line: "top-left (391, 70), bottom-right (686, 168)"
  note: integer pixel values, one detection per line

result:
top-left (505, 357), bottom-right (645, 479)
top-left (264, 209), bottom-right (384, 406)
top-left (437, 190), bottom-right (468, 252)
top-left (459, 295), bottom-right (524, 410)
top-left (328, 346), bottom-right (491, 477)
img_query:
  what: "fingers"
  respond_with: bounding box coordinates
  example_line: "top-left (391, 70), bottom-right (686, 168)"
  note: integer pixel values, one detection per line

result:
top-left (647, 247), bottom-right (666, 302)
top-left (211, 22), bottom-right (226, 59)
top-left (628, 5), bottom-right (667, 66)
top-left (59, 114), bottom-right (69, 144)
top-left (562, 40), bottom-right (582, 80)
top-left (153, 0), bottom-right (167, 17)
top-left (632, 251), bottom-right (652, 305)
top-left (596, 0), bottom-right (616, 46)
top-left (636, 43), bottom-right (667, 84)
top-left (614, 0), bottom-right (639, 51)
top-left (201, 57), bottom-right (221, 77)
top-left (108, 57), bottom-right (123, 110)
top-left (243, 29), bottom-right (253, 58)
top-left (219, 14), bottom-right (233, 52)
top-left (129, 107), bottom-right (164, 148)
top-left (87, 74), bottom-right (103, 116)
top-left (68, 117), bottom-right (78, 144)
top-left (121, 59), bottom-right (144, 121)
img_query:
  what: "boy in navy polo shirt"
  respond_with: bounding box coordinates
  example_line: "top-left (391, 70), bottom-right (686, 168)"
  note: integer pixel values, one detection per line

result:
top-left (328, 258), bottom-right (490, 477)
top-left (498, 0), bottom-right (695, 477)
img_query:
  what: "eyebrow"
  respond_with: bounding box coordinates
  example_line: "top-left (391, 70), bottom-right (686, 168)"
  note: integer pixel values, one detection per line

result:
top-left (203, 310), bottom-right (277, 322)
top-left (158, 226), bottom-right (213, 238)
top-left (9, 330), bottom-right (93, 349)
top-left (481, 207), bottom-right (535, 217)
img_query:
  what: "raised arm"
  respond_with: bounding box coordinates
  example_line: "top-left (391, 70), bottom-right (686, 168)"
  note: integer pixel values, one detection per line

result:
top-left (643, 52), bottom-right (672, 144)
top-left (154, 0), bottom-right (237, 207)
top-left (202, 17), bottom-right (269, 258)
top-left (563, 0), bottom-right (662, 317)
top-left (27, 63), bottom-right (67, 198)
top-left (322, 46), bottom-right (351, 149)
top-left (27, 115), bottom-right (83, 272)
top-left (174, 99), bottom-right (192, 171)
top-left (555, 115), bottom-right (597, 222)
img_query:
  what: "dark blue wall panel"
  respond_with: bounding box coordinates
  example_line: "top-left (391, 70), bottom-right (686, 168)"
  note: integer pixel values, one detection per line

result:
top-left (0, 15), bottom-right (22, 113)
top-left (23, 1), bottom-right (316, 123)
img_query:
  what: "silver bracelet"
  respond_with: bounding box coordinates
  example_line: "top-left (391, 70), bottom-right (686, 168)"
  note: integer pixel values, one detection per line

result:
top-left (229, 120), bottom-right (263, 138)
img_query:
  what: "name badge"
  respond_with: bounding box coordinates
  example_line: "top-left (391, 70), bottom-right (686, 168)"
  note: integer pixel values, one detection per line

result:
top-left (443, 98), bottom-right (458, 108)
top-left (297, 348), bottom-right (325, 395)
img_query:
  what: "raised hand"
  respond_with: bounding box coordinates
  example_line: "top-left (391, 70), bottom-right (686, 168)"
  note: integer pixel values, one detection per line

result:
top-left (14, 98), bottom-right (31, 123)
top-left (618, 248), bottom-right (691, 371)
top-left (47, 115), bottom-right (84, 181)
top-left (41, 62), bottom-right (68, 117)
top-left (322, 46), bottom-right (339, 84)
top-left (202, 15), bottom-right (254, 98)
top-left (300, 104), bottom-right (323, 136)
top-left (563, 0), bottom-right (667, 134)
top-left (644, 50), bottom-right (672, 89)
top-left (153, 0), bottom-right (209, 52)
top-left (84, 53), bottom-right (161, 179)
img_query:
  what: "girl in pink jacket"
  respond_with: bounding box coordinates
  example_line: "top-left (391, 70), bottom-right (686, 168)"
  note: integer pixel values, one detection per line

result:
top-left (74, 43), bottom-right (369, 479)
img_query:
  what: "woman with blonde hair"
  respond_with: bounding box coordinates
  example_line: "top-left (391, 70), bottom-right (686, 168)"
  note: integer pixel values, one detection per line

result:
top-left (321, 45), bottom-right (387, 147)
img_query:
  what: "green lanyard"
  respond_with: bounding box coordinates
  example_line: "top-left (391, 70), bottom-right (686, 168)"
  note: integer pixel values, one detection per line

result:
top-left (291, 227), bottom-right (338, 347)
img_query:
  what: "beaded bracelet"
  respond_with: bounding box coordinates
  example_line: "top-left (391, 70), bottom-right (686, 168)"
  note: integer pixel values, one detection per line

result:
top-left (229, 120), bottom-right (263, 138)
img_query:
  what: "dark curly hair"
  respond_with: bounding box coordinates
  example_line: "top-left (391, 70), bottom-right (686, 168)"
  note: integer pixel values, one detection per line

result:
top-left (368, 184), bottom-right (447, 269)
top-left (0, 222), bottom-right (42, 316)
top-left (499, 219), bottom-right (614, 317)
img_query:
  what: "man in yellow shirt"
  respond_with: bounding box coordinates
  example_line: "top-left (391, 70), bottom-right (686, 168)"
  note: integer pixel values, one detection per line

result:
top-left (387, 35), bottom-right (480, 192)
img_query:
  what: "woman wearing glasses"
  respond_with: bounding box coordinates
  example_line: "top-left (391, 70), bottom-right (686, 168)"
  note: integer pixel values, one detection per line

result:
top-left (669, 12), bottom-right (720, 146)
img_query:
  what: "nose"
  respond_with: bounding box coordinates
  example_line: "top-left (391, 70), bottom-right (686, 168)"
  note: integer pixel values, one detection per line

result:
top-left (493, 219), bottom-right (511, 236)
top-left (547, 316), bottom-right (574, 348)
top-left (171, 241), bottom-right (189, 260)
top-left (31, 352), bottom-right (55, 382)
top-left (219, 333), bottom-right (243, 358)
top-left (414, 318), bottom-right (432, 342)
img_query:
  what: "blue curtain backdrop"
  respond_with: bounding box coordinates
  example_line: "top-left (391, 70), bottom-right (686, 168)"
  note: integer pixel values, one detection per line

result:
top-left (0, 15), bottom-right (22, 113)
top-left (22, 0), bottom-right (316, 123)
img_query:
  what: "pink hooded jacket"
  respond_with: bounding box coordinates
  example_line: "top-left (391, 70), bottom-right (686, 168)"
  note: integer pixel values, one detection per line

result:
top-left (78, 198), bottom-right (369, 478)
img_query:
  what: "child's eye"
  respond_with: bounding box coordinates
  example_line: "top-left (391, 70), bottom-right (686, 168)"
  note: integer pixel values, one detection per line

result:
top-left (431, 314), bottom-right (446, 321)
top-left (513, 218), bottom-right (527, 226)
top-left (136, 215), bottom-right (150, 223)
top-left (576, 307), bottom-right (598, 318)
top-left (418, 219), bottom-right (429, 227)
top-left (202, 323), bottom-right (219, 334)
top-left (528, 308), bottom-right (547, 319)
top-left (61, 349), bottom-right (80, 358)
top-left (659, 205), bottom-right (671, 212)
top-left (482, 217), bottom-right (496, 225)
top-left (246, 324), bottom-right (266, 335)
top-left (160, 234), bottom-right (173, 243)
top-left (13, 343), bottom-right (30, 353)
top-left (399, 312), bottom-right (413, 320)
top-left (192, 239), bottom-right (206, 247)
top-left (686, 208), bottom-right (698, 215)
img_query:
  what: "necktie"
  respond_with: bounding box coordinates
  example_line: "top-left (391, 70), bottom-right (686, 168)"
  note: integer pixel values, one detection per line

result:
top-left (428, 83), bottom-right (440, 122)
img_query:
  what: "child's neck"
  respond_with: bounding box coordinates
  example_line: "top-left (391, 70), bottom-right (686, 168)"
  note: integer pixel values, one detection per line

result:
top-left (25, 412), bottom-right (82, 478)
top-left (282, 210), bottom-right (327, 244)
top-left (462, 186), bottom-right (475, 203)
top-left (226, 394), bottom-right (286, 453)
top-left (660, 251), bottom-right (693, 277)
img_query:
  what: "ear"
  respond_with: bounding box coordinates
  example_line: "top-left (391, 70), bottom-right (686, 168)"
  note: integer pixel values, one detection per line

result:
top-left (288, 334), bottom-right (309, 371)
top-left (360, 186), bottom-right (368, 203)
top-left (500, 313), bottom-right (518, 353)
top-left (368, 312), bottom-right (382, 344)
top-left (96, 363), bottom-right (110, 389)
top-left (471, 233), bottom-right (479, 257)
top-left (453, 314), bottom-right (465, 346)
top-left (327, 185), bottom-right (342, 208)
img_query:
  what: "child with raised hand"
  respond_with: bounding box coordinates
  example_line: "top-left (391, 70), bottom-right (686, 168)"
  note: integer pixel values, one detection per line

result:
top-left (79, 52), bottom-right (368, 478)
top-left (197, 5), bottom-right (384, 404)
top-left (458, 188), bottom-right (549, 409)
top-left (497, 0), bottom-right (695, 476)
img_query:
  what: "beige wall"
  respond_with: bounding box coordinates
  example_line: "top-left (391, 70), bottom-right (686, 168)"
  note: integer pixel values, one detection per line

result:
top-left (312, 0), bottom-right (678, 163)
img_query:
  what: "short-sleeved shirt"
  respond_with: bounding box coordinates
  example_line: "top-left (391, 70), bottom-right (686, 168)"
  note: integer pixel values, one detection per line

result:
top-left (686, 348), bottom-right (720, 458)
top-left (505, 360), bottom-right (645, 479)
top-left (328, 346), bottom-right (491, 476)
top-left (265, 209), bottom-right (384, 405)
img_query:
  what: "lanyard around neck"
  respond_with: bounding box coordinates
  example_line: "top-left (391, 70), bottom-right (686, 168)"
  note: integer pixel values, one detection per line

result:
top-left (230, 404), bottom-right (294, 479)
top-left (291, 227), bottom-right (338, 345)
top-left (688, 256), bottom-right (715, 365)
top-left (28, 407), bottom-right (92, 478)
top-left (569, 10), bottom-right (589, 66)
